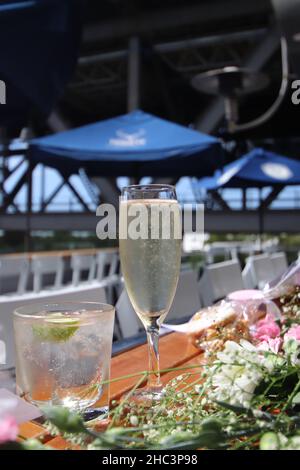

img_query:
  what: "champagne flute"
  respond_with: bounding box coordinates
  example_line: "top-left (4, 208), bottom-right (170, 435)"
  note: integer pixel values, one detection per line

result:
top-left (119, 184), bottom-right (182, 401)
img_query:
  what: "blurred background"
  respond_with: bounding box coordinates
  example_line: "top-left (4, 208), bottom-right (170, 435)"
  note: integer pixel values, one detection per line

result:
top-left (2, 0), bottom-right (300, 374)
top-left (0, 0), bottom-right (300, 262)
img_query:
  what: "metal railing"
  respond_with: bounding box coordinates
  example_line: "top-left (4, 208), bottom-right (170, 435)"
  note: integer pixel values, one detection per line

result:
top-left (2, 192), bottom-right (300, 213)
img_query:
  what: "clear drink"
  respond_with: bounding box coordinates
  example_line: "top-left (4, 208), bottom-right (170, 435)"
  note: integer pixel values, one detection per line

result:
top-left (119, 199), bottom-right (181, 327)
top-left (13, 302), bottom-right (115, 418)
top-left (119, 185), bottom-right (182, 401)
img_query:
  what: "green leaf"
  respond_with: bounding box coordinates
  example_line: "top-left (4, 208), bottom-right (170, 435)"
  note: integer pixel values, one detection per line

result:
top-left (292, 392), bottom-right (300, 405)
top-left (215, 400), bottom-right (248, 414)
top-left (158, 427), bottom-right (225, 450)
top-left (42, 406), bottom-right (86, 434)
top-left (22, 439), bottom-right (53, 451)
top-left (200, 417), bottom-right (223, 433)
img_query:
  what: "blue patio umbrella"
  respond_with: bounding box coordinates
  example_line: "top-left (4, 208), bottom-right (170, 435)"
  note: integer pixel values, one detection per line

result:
top-left (198, 148), bottom-right (300, 189)
top-left (0, 0), bottom-right (83, 127)
top-left (196, 147), bottom-right (300, 236)
top-left (29, 110), bottom-right (224, 177)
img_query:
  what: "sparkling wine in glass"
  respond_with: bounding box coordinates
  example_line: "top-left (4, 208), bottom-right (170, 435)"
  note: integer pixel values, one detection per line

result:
top-left (119, 184), bottom-right (182, 401)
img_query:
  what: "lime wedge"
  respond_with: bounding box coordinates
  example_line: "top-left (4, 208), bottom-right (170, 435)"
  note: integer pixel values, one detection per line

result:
top-left (32, 316), bottom-right (79, 343)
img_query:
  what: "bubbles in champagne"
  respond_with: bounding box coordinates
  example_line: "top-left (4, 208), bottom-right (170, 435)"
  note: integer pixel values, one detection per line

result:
top-left (119, 199), bottom-right (182, 326)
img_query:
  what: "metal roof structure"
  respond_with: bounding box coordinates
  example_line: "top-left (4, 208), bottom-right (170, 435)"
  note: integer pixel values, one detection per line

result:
top-left (57, 0), bottom-right (296, 146)
top-left (2, 0), bottom-right (300, 238)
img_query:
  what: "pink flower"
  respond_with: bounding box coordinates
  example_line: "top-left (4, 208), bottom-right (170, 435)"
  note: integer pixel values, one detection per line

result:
top-left (284, 325), bottom-right (300, 342)
top-left (253, 314), bottom-right (281, 341)
top-left (257, 337), bottom-right (282, 354)
top-left (0, 416), bottom-right (18, 444)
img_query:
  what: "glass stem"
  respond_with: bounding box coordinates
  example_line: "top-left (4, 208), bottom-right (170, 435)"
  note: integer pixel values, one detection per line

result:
top-left (146, 323), bottom-right (161, 390)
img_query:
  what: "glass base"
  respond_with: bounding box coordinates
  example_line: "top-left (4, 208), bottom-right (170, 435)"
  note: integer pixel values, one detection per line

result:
top-left (82, 406), bottom-right (109, 424)
top-left (21, 391), bottom-right (109, 424)
top-left (127, 386), bottom-right (166, 405)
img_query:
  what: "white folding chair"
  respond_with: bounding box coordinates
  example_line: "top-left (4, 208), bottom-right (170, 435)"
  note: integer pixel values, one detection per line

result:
top-left (167, 270), bottom-right (201, 322)
top-left (108, 252), bottom-right (119, 277)
top-left (0, 256), bottom-right (30, 295)
top-left (71, 254), bottom-right (96, 286)
top-left (242, 261), bottom-right (255, 289)
top-left (243, 254), bottom-right (274, 290)
top-left (115, 270), bottom-right (201, 339)
top-left (270, 252), bottom-right (288, 279)
top-left (115, 289), bottom-right (142, 339)
top-left (204, 244), bottom-right (238, 264)
top-left (31, 255), bottom-right (64, 293)
top-left (95, 252), bottom-right (107, 281)
top-left (0, 282), bottom-right (107, 370)
top-left (96, 252), bottom-right (120, 304)
top-left (199, 259), bottom-right (244, 307)
top-left (96, 251), bottom-right (119, 280)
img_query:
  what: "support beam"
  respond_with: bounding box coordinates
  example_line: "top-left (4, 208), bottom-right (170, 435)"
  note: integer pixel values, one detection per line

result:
top-left (127, 36), bottom-right (140, 112)
top-left (1, 209), bottom-right (299, 234)
top-left (196, 26), bottom-right (280, 134)
top-left (47, 111), bottom-right (70, 133)
top-left (40, 164), bottom-right (45, 210)
top-left (79, 28), bottom-right (267, 66)
top-left (83, 2), bottom-right (270, 43)
top-left (25, 159), bottom-right (33, 252)
top-left (259, 186), bottom-right (284, 210)
top-left (0, 165), bottom-right (31, 212)
top-left (92, 177), bottom-right (120, 207)
top-left (78, 169), bottom-right (100, 206)
top-left (7, 157), bottom-right (26, 178)
top-left (209, 191), bottom-right (231, 210)
top-left (1, 188), bottom-right (20, 212)
top-left (64, 177), bottom-right (92, 212)
top-left (0, 128), bottom-right (8, 210)
top-left (242, 188), bottom-right (247, 210)
top-left (40, 179), bottom-right (65, 212)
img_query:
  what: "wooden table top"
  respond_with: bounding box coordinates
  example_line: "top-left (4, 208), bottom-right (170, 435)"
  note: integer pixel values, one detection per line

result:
top-left (18, 332), bottom-right (203, 449)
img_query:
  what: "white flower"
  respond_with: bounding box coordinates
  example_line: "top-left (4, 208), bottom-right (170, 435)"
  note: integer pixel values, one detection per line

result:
top-left (144, 428), bottom-right (160, 440)
top-left (212, 364), bottom-right (261, 407)
top-left (284, 436), bottom-right (300, 450)
top-left (208, 340), bottom-right (278, 407)
top-left (239, 339), bottom-right (258, 352)
top-left (130, 415), bottom-right (139, 426)
top-left (261, 433), bottom-right (300, 450)
top-left (176, 407), bottom-right (185, 417)
top-left (283, 338), bottom-right (300, 366)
